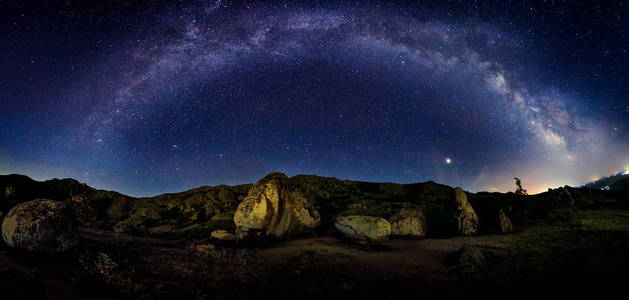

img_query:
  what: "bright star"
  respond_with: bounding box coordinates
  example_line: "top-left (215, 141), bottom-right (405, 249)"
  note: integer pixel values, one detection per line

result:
top-left (445, 158), bottom-right (452, 164)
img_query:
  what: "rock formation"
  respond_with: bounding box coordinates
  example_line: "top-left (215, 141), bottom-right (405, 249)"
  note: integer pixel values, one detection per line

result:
top-left (497, 209), bottom-right (513, 233)
top-left (2, 199), bottom-right (79, 253)
top-left (334, 215), bottom-right (391, 241)
top-left (389, 208), bottom-right (427, 238)
top-left (234, 173), bottom-right (320, 238)
top-left (109, 184), bottom-right (250, 237)
top-left (453, 188), bottom-right (479, 236)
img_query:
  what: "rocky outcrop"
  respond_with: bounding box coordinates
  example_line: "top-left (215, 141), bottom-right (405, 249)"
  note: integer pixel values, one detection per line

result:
top-left (109, 184), bottom-right (249, 237)
top-left (453, 188), bottom-right (479, 236)
top-left (497, 209), bottom-right (513, 233)
top-left (234, 173), bottom-right (320, 238)
top-left (2, 199), bottom-right (79, 253)
top-left (334, 215), bottom-right (391, 241)
top-left (68, 195), bottom-right (98, 226)
top-left (389, 208), bottom-right (427, 238)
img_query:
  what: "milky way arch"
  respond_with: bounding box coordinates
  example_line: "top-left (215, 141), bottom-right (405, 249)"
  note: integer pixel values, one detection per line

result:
top-left (50, 4), bottom-right (615, 195)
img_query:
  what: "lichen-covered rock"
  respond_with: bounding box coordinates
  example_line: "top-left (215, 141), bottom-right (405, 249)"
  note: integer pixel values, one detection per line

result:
top-left (334, 215), bottom-right (391, 241)
top-left (497, 209), bottom-right (513, 234)
top-left (234, 173), bottom-right (320, 238)
top-left (453, 188), bottom-right (479, 236)
top-left (2, 199), bottom-right (79, 253)
top-left (390, 208), bottom-right (427, 238)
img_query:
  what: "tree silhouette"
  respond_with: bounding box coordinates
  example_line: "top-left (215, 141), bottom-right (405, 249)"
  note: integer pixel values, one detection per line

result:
top-left (514, 177), bottom-right (528, 195)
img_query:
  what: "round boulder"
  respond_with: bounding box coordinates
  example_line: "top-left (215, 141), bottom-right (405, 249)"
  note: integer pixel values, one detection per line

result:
top-left (2, 199), bottom-right (79, 253)
top-left (334, 215), bottom-right (391, 241)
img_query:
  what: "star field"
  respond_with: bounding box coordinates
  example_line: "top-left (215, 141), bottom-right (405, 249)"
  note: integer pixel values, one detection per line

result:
top-left (1, 1), bottom-right (627, 196)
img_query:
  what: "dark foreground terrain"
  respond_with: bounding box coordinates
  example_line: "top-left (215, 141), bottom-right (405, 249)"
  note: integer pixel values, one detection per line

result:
top-left (1, 173), bottom-right (628, 299)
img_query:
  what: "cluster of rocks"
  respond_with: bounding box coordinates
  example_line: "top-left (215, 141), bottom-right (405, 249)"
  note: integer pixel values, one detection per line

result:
top-left (329, 187), bottom-right (481, 241)
top-left (0, 172), bottom-right (515, 254)
top-left (232, 174), bottom-right (498, 242)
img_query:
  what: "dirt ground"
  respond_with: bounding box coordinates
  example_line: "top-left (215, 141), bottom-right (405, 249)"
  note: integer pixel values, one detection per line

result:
top-left (1, 209), bottom-right (628, 299)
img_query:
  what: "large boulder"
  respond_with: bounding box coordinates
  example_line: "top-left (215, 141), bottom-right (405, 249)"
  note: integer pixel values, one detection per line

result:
top-left (453, 188), bottom-right (479, 236)
top-left (234, 173), bottom-right (320, 238)
top-left (2, 199), bottom-right (79, 252)
top-left (389, 208), bottom-right (427, 238)
top-left (334, 215), bottom-right (391, 241)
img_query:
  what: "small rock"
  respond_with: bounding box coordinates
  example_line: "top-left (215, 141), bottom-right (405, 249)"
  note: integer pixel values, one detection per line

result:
top-left (211, 230), bottom-right (236, 241)
top-left (334, 215), bottom-right (391, 241)
top-left (95, 252), bottom-right (119, 275)
top-left (2, 199), bottom-right (78, 253)
top-left (194, 243), bottom-right (217, 255)
top-left (447, 246), bottom-right (495, 274)
top-left (4, 185), bottom-right (16, 200)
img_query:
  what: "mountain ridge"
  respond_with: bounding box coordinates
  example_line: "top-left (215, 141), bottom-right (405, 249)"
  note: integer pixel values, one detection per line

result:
top-left (2, 171), bottom-right (628, 240)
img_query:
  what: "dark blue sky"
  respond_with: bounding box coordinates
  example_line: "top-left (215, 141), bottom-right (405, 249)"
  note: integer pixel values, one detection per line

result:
top-left (1, 0), bottom-right (627, 196)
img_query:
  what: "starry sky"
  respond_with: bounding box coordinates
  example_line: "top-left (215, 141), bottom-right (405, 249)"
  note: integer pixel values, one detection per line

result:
top-left (1, 0), bottom-right (628, 196)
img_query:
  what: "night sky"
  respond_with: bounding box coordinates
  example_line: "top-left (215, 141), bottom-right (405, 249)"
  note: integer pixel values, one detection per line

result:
top-left (1, 0), bottom-right (627, 196)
